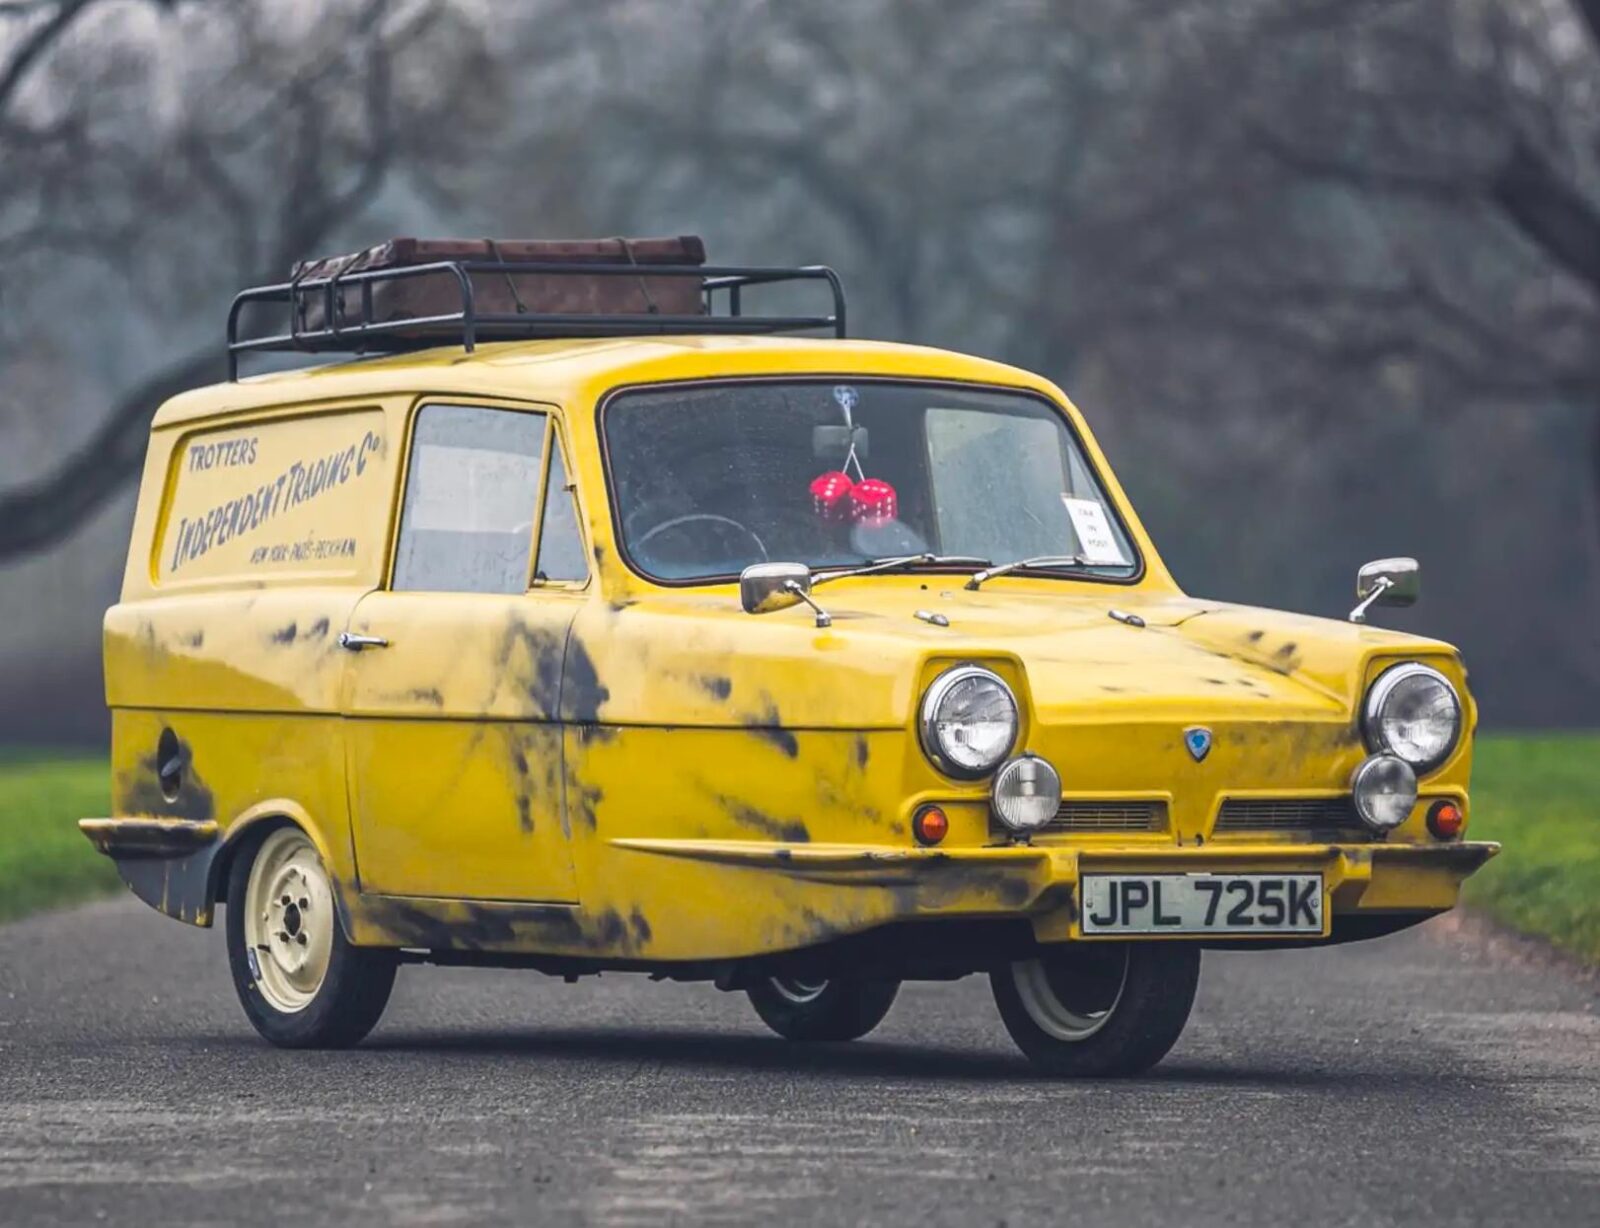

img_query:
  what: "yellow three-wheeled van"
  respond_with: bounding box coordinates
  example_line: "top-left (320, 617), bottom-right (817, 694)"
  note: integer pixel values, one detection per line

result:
top-left (82, 237), bottom-right (1495, 1074)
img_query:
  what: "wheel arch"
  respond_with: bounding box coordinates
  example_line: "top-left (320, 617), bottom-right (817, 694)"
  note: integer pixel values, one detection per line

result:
top-left (211, 800), bottom-right (349, 927)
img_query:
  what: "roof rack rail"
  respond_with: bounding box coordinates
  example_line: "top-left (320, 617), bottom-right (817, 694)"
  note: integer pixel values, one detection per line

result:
top-left (225, 261), bottom-right (847, 380)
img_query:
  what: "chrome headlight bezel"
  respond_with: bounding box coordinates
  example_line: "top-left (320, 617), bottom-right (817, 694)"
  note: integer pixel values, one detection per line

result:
top-left (918, 664), bottom-right (1019, 779)
top-left (991, 753), bottom-right (1062, 833)
top-left (1361, 662), bottom-right (1463, 775)
top-left (1350, 753), bottom-right (1419, 833)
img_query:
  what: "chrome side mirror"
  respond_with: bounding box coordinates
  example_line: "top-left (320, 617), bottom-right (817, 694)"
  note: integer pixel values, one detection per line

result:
top-left (740, 562), bottom-right (811, 613)
top-left (1349, 557), bottom-right (1420, 623)
top-left (739, 562), bottom-right (831, 627)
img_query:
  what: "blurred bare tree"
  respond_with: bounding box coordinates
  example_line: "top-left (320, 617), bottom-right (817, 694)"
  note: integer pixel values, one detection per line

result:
top-left (528, 0), bottom-right (1599, 716)
top-left (1091, 0), bottom-right (1600, 701)
top-left (0, 0), bottom-right (503, 555)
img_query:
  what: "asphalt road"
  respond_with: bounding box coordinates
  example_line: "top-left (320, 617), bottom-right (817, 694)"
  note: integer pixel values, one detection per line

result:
top-left (1, 900), bottom-right (1597, 1227)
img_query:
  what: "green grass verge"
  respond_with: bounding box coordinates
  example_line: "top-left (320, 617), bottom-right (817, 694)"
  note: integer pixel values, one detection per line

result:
top-left (1463, 733), bottom-right (1600, 964)
top-left (0, 748), bottom-right (117, 922)
top-left (0, 736), bottom-right (1595, 958)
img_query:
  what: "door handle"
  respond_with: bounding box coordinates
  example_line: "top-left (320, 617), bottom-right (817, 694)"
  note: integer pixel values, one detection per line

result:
top-left (338, 631), bottom-right (390, 652)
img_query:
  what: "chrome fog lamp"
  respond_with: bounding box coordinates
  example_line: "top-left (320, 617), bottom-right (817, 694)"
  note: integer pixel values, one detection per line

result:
top-left (1350, 754), bottom-right (1418, 833)
top-left (1362, 662), bottom-right (1462, 773)
top-left (918, 665), bottom-right (1019, 779)
top-left (991, 754), bottom-right (1062, 834)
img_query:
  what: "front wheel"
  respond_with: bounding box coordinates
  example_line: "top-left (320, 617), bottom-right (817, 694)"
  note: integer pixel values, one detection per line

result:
top-left (747, 975), bottom-right (900, 1042)
top-left (991, 942), bottom-right (1200, 1077)
top-left (226, 824), bottom-right (398, 1049)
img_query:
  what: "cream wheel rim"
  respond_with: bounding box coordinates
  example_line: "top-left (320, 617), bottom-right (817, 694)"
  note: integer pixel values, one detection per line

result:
top-left (243, 827), bottom-right (335, 1013)
top-left (769, 975), bottom-right (829, 1005)
top-left (1012, 947), bottom-right (1130, 1042)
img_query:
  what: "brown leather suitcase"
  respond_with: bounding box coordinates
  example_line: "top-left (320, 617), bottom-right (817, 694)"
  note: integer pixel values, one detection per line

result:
top-left (290, 236), bottom-right (707, 337)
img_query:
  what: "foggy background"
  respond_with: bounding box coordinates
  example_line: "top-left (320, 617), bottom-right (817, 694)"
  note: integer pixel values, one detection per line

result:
top-left (2, 0), bottom-right (1597, 742)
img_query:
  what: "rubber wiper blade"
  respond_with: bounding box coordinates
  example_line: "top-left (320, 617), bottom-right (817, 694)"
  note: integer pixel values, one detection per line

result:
top-left (869, 552), bottom-right (991, 570)
top-left (964, 554), bottom-right (1087, 590)
top-left (813, 553), bottom-right (989, 588)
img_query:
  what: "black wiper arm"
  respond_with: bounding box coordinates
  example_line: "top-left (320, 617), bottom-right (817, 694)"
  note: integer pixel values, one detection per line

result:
top-left (964, 554), bottom-right (1087, 590)
top-left (812, 553), bottom-right (990, 588)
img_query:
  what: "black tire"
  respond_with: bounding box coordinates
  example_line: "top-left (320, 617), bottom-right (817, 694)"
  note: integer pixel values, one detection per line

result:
top-left (225, 824), bottom-right (398, 1049)
top-left (991, 942), bottom-right (1200, 1077)
top-left (747, 975), bottom-right (900, 1042)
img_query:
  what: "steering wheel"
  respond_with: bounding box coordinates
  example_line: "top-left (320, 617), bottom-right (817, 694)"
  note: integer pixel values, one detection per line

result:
top-left (634, 513), bottom-right (770, 563)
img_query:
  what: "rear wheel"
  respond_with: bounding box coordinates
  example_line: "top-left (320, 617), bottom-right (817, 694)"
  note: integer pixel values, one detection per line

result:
top-left (747, 975), bottom-right (900, 1042)
top-left (226, 824), bottom-right (398, 1049)
top-left (991, 942), bottom-right (1199, 1076)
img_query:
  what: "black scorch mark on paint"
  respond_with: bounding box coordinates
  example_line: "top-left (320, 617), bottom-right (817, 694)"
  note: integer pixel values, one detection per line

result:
top-left (743, 700), bottom-right (798, 757)
top-left (495, 616), bottom-right (565, 718)
top-left (116, 737), bottom-right (216, 824)
top-left (698, 675), bottom-right (734, 701)
top-left (718, 796), bottom-right (810, 843)
top-left (561, 636), bottom-right (611, 724)
top-left (509, 743), bottom-right (535, 833)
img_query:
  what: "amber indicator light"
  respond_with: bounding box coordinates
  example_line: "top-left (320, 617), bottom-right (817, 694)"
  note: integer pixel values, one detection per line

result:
top-left (913, 805), bottom-right (949, 846)
top-left (1426, 799), bottom-right (1464, 840)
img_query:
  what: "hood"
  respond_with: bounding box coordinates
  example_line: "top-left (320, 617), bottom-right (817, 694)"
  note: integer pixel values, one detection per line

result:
top-left (571, 579), bottom-right (1458, 734)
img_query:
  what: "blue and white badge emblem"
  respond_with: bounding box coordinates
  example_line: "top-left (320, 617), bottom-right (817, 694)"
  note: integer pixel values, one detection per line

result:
top-left (1183, 726), bottom-right (1213, 762)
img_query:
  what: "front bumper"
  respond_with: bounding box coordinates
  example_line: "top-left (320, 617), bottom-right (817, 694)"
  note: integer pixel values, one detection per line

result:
top-left (612, 836), bottom-right (1500, 945)
top-left (81, 813), bottom-right (1498, 957)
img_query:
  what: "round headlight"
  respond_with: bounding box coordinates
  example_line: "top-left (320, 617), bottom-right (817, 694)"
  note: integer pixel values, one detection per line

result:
top-left (919, 665), bottom-right (1019, 778)
top-left (1350, 753), bottom-right (1418, 833)
top-left (992, 754), bottom-right (1062, 833)
top-left (1362, 662), bottom-right (1462, 773)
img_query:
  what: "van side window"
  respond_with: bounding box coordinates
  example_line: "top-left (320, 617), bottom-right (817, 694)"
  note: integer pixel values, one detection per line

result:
top-left (392, 405), bottom-right (546, 594)
top-left (534, 440), bottom-right (587, 583)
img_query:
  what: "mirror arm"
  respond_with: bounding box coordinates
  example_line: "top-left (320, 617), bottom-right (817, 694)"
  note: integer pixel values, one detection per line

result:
top-left (784, 579), bottom-right (833, 628)
top-left (1348, 575), bottom-right (1395, 624)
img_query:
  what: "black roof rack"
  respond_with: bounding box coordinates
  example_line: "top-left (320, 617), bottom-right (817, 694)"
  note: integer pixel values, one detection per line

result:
top-left (226, 261), bottom-right (847, 380)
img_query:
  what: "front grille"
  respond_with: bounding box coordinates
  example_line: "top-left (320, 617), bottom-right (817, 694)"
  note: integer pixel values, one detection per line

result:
top-left (1214, 796), bottom-right (1361, 833)
top-left (1046, 800), bottom-right (1168, 833)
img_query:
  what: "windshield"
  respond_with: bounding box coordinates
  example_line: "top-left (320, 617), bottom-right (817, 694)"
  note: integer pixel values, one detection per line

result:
top-left (603, 380), bottom-right (1140, 583)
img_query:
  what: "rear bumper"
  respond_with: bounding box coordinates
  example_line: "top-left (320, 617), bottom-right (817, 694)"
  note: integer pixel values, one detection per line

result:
top-left (611, 837), bottom-right (1500, 945)
top-left (79, 817), bottom-right (222, 926)
top-left (80, 817), bottom-right (219, 857)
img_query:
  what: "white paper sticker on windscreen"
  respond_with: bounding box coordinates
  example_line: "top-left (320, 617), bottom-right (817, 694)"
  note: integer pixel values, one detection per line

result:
top-left (1062, 496), bottom-right (1128, 565)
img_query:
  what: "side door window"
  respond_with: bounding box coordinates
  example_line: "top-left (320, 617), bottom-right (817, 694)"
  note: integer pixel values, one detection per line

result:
top-left (391, 403), bottom-right (546, 594)
top-left (532, 430), bottom-right (588, 584)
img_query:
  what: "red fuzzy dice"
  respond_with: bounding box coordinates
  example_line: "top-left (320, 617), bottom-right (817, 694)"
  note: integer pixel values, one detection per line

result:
top-left (810, 471), bottom-right (856, 522)
top-left (850, 477), bottom-right (898, 524)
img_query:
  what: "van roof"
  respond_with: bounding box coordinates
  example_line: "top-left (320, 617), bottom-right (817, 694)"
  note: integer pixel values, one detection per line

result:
top-left (153, 334), bottom-right (1056, 428)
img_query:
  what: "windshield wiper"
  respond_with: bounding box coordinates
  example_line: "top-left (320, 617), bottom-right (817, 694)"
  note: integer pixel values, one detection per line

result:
top-left (812, 553), bottom-right (990, 588)
top-left (964, 554), bottom-right (1088, 590)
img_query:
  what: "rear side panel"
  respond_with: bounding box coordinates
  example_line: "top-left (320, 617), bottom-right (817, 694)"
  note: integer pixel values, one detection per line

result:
top-left (103, 399), bottom-right (406, 923)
